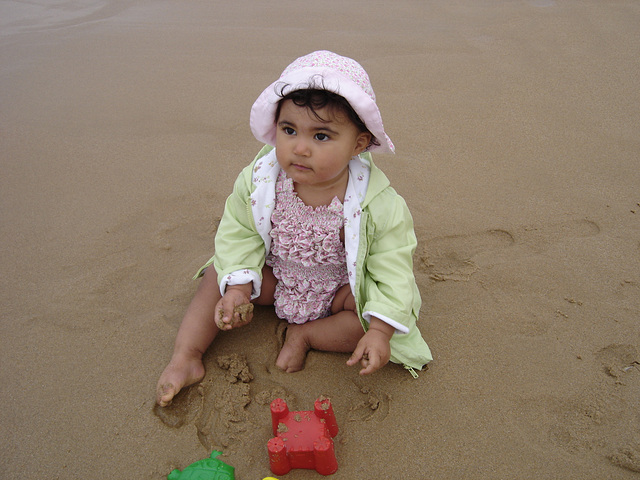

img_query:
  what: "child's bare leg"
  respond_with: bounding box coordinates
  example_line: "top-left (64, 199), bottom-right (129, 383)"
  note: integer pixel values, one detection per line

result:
top-left (156, 267), bottom-right (221, 406)
top-left (277, 285), bottom-right (361, 372)
top-left (157, 266), bottom-right (275, 406)
top-left (276, 310), bottom-right (364, 373)
top-left (331, 284), bottom-right (356, 313)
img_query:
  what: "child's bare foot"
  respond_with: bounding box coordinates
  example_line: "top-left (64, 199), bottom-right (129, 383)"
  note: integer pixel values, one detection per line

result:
top-left (156, 352), bottom-right (205, 407)
top-left (275, 324), bottom-right (310, 373)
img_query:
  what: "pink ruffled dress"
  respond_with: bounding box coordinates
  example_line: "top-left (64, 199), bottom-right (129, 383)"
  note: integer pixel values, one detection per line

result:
top-left (266, 171), bottom-right (349, 324)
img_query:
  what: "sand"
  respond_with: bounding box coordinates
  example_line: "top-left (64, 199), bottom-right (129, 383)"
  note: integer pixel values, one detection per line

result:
top-left (1, 1), bottom-right (639, 478)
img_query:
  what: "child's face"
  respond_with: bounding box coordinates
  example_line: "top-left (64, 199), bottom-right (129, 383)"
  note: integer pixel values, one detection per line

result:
top-left (275, 99), bottom-right (371, 190)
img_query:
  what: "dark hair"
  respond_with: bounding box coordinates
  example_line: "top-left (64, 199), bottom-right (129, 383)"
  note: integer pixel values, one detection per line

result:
top-left (274, 83), bottom-right (380, 150)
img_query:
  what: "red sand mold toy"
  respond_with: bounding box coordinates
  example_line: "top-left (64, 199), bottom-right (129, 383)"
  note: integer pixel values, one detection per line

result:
top-left (267, 397), bottom-right (339, 476)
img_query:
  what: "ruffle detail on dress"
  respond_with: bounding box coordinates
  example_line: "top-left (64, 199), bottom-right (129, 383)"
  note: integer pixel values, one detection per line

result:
top-left (267, 171), bottom-right (349, 323)
top-left (270, 260), bottom-right (348, 324)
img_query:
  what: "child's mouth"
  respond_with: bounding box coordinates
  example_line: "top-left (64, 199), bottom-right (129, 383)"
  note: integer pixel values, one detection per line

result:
top-left (293, 163), bottom-right (311, 171)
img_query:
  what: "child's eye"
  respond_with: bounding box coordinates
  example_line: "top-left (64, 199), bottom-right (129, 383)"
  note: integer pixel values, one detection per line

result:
top-left (315, 133), bottom-right (330, 141)
top-left (283, 127), bottom-right (296, 135)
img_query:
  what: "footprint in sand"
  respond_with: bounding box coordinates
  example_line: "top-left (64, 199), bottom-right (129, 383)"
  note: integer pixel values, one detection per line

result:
top-left (516, 218), bottom-right (600, 253)
top-left (416, 229), bottom-right (515, 281)
top-left (415, 218), bottom-right (601, 282)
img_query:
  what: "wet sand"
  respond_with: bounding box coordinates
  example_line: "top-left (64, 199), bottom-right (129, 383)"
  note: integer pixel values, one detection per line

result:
top-left (1, 1), bottom-right (639, 478)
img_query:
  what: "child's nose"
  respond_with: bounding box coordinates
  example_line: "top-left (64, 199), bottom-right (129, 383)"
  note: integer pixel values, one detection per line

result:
top-left (293, 137), bottom-right (311, 156)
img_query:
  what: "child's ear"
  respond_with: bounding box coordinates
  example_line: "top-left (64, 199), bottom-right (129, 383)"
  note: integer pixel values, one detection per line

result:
top-left (353, 132), bottom-right (372, 155)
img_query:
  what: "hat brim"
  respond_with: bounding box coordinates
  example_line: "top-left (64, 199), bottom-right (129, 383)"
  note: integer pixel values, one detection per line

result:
top-left (250, 67), bottom-right (395, 154)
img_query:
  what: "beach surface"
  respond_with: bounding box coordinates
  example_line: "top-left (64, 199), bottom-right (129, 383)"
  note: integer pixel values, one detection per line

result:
top-left (1, 1), bottom-right (639, 478)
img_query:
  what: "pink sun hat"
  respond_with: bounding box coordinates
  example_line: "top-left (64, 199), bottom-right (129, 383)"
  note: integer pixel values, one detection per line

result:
top-left (250, 50), bottom-right (395, 154)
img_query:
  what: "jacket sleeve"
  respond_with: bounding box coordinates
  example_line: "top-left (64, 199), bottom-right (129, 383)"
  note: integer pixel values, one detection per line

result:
top-left (360, 187), bottom-right (421, 331)
top-left (195, 161), bottom-right (266, 297)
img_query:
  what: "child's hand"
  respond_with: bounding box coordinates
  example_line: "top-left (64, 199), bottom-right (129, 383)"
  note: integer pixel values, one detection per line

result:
top-left (346, 319), bottom-right (393, 375)
top-left (215, 284), bottom-right (253, 331)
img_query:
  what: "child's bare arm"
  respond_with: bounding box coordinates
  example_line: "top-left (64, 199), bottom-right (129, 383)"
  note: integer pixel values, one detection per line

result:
top-left (346, 317), bottom-right (394, 375)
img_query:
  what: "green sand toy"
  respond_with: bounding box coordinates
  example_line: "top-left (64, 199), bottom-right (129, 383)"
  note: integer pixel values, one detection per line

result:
top-left (167, 451), bottom-right (235, 480)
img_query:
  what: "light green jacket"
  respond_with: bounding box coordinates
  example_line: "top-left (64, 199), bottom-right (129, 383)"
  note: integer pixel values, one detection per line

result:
top-left (198, 146), bottom-right (432, 372)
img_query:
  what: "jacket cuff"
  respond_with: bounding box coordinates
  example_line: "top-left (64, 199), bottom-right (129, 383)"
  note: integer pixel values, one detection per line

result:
top-left (220, 269), bottom-right (262, 299)
top-left (362, 310), bottom-right (409, 334)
